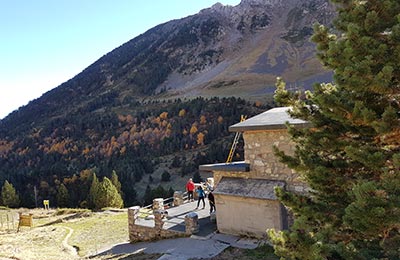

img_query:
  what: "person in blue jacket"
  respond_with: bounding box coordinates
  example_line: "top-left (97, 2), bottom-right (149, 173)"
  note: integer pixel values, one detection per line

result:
top-left (195, 186), bottom-right (206, 209)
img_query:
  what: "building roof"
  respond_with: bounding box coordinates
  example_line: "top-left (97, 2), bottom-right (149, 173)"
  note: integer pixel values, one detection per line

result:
top-left (199, 161), bottom-right (250, 172)
top-left (213, 177), bottom-right (285, 200)
top-left (229, 107), bottom-right (309, 132)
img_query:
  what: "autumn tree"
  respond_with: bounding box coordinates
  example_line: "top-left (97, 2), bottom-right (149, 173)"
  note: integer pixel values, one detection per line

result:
top-left (178, 109), bottom-right (186, 117)
top-left (189, 124), bottom-right (198, 135)
top-left (197, 132), bottom-right (205, 145)
top-left (269, 0), bottom-right (400, 259)
top-left (1, 180), bottom-right (20, 208)
top-left (159, 111), bottom-right (168, 120)
top-left (200, 115), bottom-right (207, 124)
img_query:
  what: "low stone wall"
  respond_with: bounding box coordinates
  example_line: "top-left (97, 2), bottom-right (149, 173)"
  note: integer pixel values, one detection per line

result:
top-left (128, 200), bottom-right (200, 243)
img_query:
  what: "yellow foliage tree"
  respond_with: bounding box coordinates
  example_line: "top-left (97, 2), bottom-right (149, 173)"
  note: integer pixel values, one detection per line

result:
top-left (178, 109), bottom-right (186, 117)
top-left (197, 132), bottom-right (205, 145)
top-left (200, 115), bottom-right (207, 124)
top-left (159, 111), bottom-right (168, 120)
top-left (190, 124), bottom-right (198, 135)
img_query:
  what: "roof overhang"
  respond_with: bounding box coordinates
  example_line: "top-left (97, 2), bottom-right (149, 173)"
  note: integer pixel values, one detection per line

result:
top-left (199, 161), bottom-right (250, 172)
top-left (229, 107), bottom-right (310, 132)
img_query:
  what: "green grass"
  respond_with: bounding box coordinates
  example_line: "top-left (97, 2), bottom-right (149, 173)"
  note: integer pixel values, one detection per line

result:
top-left (53, 207), bottom-right (91, 215)
top-left (244, 244), bottom-right (279, 259)
top-left (55, 211), bottom-right (129, 257)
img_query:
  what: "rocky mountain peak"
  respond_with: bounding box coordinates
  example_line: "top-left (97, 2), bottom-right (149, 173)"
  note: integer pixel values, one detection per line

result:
top-left (202, 2), bottom-right (236, 17)
top-left (239, 0), bottom-right (282, 6)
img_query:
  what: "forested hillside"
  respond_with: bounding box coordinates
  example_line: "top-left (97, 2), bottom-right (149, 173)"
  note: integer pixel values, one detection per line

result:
top-left (0, 97), bottom-right (269, 208)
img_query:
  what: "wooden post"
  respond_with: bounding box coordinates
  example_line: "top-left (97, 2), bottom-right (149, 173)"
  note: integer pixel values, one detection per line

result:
top-left (18, 213), bottom-right (33, 232)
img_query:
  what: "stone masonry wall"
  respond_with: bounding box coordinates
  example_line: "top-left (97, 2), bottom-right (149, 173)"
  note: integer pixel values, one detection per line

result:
top-left (214, 129), bottom-right (307, 194)
top-left (128, 203), bottom-right (199, 243)
top-left (243, 129), bottom-right (307, 193)
top-left (128, 206), bottom-right (188, 242)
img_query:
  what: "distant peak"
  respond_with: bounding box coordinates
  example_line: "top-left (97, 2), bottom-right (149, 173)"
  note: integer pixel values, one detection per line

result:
top-left (209, 2), bottom-right (238, 10)
top-left (240, 0), bottom-right (281, 6)
top-left (211, 2), bottom-right (223, 9)
top-left (201, 2), bottom-right (236, 16)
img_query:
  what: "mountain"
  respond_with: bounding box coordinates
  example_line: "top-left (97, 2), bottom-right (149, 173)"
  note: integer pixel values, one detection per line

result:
top-left (0, 0), bottom-right (336, 208)
top-left (1, 0), bottom-right (335, 133)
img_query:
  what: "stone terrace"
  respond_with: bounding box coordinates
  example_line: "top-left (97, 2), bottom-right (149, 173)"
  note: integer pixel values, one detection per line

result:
top-left (128, 198), bottom-right (217, 242)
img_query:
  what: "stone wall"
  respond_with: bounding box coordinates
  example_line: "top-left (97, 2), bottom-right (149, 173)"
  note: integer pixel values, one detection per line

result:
top-left (214, 129), bottom-right (307, 193)
top-left (221, 129), bottom-right (308, 193)
top-left (128, 204), bottom-right (199, 243)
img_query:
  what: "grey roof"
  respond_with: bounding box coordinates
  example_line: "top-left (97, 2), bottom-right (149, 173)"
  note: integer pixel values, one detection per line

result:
top-left (213, 177), bottom-right (285, 200)
top-left (229, 107), bottom-right (309, 132)
top-left (199, 161), bottom-right (250, 172)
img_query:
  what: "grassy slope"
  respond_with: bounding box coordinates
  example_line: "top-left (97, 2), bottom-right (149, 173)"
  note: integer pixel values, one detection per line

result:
top-left (0, 209), bottom-right (130, 259)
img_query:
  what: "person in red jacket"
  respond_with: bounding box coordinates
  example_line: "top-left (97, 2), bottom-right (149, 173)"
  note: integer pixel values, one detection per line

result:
top-left (186, 178), bottom-right (195, 202)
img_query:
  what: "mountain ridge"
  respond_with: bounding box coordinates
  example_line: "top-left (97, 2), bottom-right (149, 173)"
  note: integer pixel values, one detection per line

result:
top-left (1, 0), bottom-right (335, 130)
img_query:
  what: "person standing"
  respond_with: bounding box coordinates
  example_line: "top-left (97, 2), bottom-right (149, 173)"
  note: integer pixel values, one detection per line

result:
top-left (186, 178), bottom-right (195, 202)
top-left (205, 179), bottom-right (213, 193)
top-left (196, 186), bottom-right (206, 209)
top-left (208, 191), bottom-right (216, 214)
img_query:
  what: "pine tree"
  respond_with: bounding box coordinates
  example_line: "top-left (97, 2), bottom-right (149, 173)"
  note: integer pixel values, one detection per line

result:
top-left (1, 180), bottom-right (20, 208)
top-left (269, 1), bottom-right (400, 259)
top-left (161, 170), bottom-right (171, 182)
top-left (93, 177), bottom-right (123, 210)
top-left (57, 183), bottom-right (70, 208)
top-left (111, 170), bottom-right (123, 196)
top-left (88, 173), bottom-right (100, 209)
top-left (192, 171), bottom-right (203, 183)
top-left (143, 185), bottom-right (153, 206)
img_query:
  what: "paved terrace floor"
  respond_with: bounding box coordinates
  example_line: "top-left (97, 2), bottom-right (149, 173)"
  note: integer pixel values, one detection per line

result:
top-left (99, 200), bottom-right (261, 260)
top-left (136, 199), bottom-right (217, 237)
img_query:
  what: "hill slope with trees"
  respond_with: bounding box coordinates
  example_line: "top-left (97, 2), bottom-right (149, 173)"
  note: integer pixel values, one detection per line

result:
top-left (0, 97), bottom-right (268, 208)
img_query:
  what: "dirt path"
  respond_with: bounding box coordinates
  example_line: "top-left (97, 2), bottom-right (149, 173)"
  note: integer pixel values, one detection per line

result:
top-left (62, 226), bottom-right (78, 256)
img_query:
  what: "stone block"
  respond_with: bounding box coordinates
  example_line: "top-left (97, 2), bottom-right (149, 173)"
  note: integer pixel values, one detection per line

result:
top-left (185, 212), bottom-right (199, 235)
top-left (173, 191), bottom-right (184, 206)
top-left (153, 198), bottom-right (164, 210)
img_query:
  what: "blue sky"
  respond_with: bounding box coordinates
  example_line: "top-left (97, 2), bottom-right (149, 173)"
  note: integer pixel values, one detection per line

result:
top-left (0, 0), bottom-right (241, 119)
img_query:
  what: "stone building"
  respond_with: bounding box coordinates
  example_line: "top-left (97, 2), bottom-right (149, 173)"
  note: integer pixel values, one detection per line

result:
top-left (199, 107), bottom-right (309, 238)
